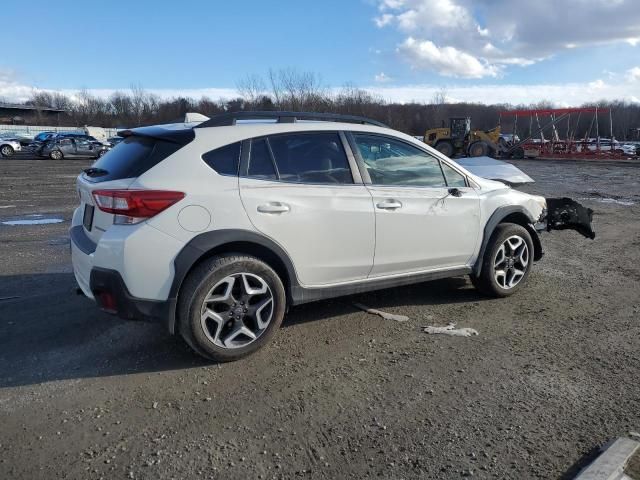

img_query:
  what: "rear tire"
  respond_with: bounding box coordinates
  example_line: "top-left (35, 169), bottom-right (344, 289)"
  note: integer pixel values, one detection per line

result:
top-left (471, 223), bottom-right (534, 297)
top-left (1, 145), bottom-right (14, 157)
top-left (178, 254), bottom-right (286, 362)
top-left (435, 141), bottom-right (454, 157)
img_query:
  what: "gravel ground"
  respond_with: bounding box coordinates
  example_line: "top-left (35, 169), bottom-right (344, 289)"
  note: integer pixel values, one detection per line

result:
top-left (0, 155), bottom-right (639, 479)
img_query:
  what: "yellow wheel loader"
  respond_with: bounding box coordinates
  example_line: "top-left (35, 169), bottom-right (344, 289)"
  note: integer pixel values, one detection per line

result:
top-left (424, 117), bottom-right (519, 158)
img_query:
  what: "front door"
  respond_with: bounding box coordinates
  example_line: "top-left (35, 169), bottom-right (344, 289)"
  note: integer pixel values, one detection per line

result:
top-left (350, 133), bottom-right (481, 277)
top-left (239, 132), bottom-right (375, 286)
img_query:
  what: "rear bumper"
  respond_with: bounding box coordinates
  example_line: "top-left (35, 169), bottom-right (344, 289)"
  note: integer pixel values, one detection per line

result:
top-left (89, 267), bottom-right (174, 323)
top-left (69, 214), bottom-right (179, 326)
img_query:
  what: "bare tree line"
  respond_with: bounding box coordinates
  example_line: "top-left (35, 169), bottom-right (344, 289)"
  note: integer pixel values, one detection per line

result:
top-left (15, 70), bottom-right (640, 140)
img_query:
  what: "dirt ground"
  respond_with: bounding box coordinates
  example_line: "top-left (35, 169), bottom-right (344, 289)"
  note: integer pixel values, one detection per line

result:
top-left (1, 155), bottom-right (639, 479)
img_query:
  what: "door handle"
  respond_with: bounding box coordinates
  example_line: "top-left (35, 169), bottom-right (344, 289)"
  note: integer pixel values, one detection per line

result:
top-left (257, 202), bottom-right (290, 214)
top-left (376, 199), bottom-right (403, 210)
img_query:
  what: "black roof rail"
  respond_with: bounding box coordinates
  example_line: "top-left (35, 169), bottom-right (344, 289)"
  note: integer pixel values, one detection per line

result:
top-left (194, 111), bottom-right (388, 129)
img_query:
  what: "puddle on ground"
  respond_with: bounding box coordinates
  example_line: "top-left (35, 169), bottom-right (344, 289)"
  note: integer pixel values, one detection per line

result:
top-left (578, 193), bottom-right (637, 206)
top-left (2, 218), bottom-right (64, 225)
top-left (580, 197), bottom-right (636, 206)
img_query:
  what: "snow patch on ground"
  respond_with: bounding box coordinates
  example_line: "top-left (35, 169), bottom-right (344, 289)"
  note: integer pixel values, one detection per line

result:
top-left (2, 218), bottom-right (64, 225)
top-left (424, 323), bottom-right (478, 337)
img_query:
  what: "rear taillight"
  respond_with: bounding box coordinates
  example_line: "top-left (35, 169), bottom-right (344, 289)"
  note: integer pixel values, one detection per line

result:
top-left (92, 189), bottom-right (185, 225)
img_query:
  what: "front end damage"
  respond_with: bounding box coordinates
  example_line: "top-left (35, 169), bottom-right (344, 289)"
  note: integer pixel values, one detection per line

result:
top-left (542, 197), bottom-right (595, 239)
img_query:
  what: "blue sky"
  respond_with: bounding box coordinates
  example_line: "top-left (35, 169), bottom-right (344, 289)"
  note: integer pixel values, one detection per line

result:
top-left (1, 0), bottom-right (639, 105)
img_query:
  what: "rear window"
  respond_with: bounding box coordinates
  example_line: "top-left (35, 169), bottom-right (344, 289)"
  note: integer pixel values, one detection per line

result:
top-left (83, 136), bottom-right (182, 183)
top-left (202, 142), bottom-right (241, 176)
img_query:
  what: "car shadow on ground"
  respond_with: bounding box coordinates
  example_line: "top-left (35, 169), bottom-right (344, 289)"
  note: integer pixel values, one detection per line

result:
top-left (0, 273), bottom-right (486, 389)
top-left (283, 276), bottom-right (484, 328)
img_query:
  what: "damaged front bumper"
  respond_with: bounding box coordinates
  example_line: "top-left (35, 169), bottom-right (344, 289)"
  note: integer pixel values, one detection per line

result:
top-left (542, 198), bottom-right (595, 239)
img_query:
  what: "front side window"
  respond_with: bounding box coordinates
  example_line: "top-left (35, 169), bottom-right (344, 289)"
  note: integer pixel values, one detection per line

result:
top-left (268, 133), bottom-right (353, 184)
top-left (440, 162), bottom-right (467, 187)
top-left (202, 142), bottom-right (241, 176)
top-left (352, 134), bottom-right (447, 187)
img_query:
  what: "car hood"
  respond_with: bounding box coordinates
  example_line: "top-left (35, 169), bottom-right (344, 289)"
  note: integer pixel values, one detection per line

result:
top-left (453, 156), bottom-right (534, 186)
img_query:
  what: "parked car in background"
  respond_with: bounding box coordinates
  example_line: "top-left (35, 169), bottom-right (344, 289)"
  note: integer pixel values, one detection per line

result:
top-left (580, 138), bottom-right (637, 156)
top-left (28, 132), bottom-right (58, 154)
top-left (0, 131), bottom-right (33, 147)
top-left (107, 136), bottom-right (124, 147)
top-left (0, 137), bottom-right (21, 157)
top-left (39, 135), bottom-right (110, 160)
top-left (33, 132), bottom-right (105, 156)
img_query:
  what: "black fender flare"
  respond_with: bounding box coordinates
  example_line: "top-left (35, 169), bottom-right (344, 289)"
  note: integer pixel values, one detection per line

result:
top-left (166, 229), bottom-right (299, 334)
top-left (473, 206), bottom-right (542, 277)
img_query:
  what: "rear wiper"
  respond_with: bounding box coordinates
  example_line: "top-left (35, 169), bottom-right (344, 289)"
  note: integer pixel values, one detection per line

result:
top-left (83, 167), bottom-right (109, 177)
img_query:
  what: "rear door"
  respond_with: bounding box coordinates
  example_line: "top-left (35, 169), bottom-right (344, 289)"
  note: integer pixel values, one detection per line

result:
top-left (350, 133), bottom-right (481, 277)
top-left (75, 138), bottom-right (96, 157)
top-left (59, 137), bottom-right (76, 156)
top-left (239, 132), bottom-right (375, 286)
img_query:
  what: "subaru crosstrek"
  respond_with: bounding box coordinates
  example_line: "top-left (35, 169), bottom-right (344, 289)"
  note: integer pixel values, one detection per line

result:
top-left (70, 111), bottom-right (594, 361)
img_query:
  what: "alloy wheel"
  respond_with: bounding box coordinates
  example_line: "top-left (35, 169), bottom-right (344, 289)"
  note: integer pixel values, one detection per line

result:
top-left (200, 273), bottom-right (274, 349)
top-left (493, 235), bottom-right (529, 289)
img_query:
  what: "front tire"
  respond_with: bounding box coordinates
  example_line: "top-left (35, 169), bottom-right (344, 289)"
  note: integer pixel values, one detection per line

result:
top-left (1, 145), bottom-right (14, 157)
top-left (178, 254), bottom-right (286, 362)
top-left (49, 150), bottom-right (63, 160)
top-left (472, 223), bottom-right (534, 297)
top-left (468, 141), bottom-right (489, 157)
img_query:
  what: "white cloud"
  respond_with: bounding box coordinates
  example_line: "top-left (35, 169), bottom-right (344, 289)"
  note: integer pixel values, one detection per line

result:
top-left (0, 69), bottom-right (36, 103)
top-left (374, 13), bottom-right (393, 27)
top-left (374, 0), bottom-right (640, 77)
top-left (365, 80), bottom-right (640, 106)
top-left (374, 72), bottom-right (392, 83)
top-left (0, 82), bottom-right (239, 104)
top-left (398, 38), bottom-right (499, 78)
top-left (379, 0), bottom-right (475, 31)
top-left (626, 66), bottom-right (640, 82)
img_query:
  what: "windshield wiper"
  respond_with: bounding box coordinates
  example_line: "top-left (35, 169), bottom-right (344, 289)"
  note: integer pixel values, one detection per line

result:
top-left (83, 167), bottom-right (109, 177)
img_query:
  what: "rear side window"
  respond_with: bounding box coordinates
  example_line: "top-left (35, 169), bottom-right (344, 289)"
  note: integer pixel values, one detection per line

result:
top-left (202, 142), bottom-right (241, 176)
top-left (268, 133), bottom-right (353, 184)
top-left (84, 137), bottom-right (182, 183)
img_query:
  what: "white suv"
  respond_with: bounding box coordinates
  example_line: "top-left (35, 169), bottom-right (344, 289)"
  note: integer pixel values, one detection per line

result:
top-left (70, 112), bottom-right (594, 361)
